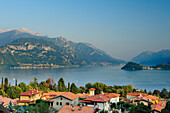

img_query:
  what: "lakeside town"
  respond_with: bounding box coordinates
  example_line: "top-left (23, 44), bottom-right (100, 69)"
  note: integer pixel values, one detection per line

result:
top-left (0, 77), bottom-right (170, 113)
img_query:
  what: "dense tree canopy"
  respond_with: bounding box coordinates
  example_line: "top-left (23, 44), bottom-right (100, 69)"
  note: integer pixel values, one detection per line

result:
top-left (18, 82), bottom-right (28, 92)
top-left (6, 86), bottom-right (22, 99)
top-left (70, 83), bottom-right (79, 94)
top-left (39, 81), bottom-right (49, 92)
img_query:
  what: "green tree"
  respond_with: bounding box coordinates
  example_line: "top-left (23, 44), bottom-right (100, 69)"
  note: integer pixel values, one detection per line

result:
top-left (144, 89), bottom-right (147, 94)
top-left (161, 101), bottom-right (170, 113)
top-left (85, 83), bottom-right (93, 90)
top-left (15, 79), bottom-right (17, 86)
top-left (70, 83), bottom-right (79, 94)
top-left (153, 89), bottom-right (160, 96)
top-left (68, 82), bottom-right (70, 92)
top-left (39, 81), bottom-right (49, 92)
top-left (0, 89), bottom-right (7, 97)
top-left (148, 90), bottom-right (153, 95)
top-left (30, 82), bottom-right (39, 90)
top-left (79, 86), bottom-right (87, 93)
top-left (1, 77), bottom-right (4, 90)
top-left (27, 85), bottom-right (33, 90)
top-left (58, 78), bottom-right (67, 92)
top-left (140, 89), bottom-right (145, 93)
top-left (4, 77), bottom-right (8, 90)
top-left (160, 88), bottom-right (169, 99)
top-left (18, 82), bottom-right (28, 92)
top-left (95, 87), bottom-right (102, 95)
top-left (129, 103), bottom-right (152, 113)
top-left (6, 86), bottom-right (22, 99)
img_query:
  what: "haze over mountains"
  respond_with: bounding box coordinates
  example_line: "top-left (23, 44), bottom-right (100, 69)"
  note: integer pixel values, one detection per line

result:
top-left (0, 28), bottom-right (125, 68)
top-left (131, 50), bottom-right (170, 65)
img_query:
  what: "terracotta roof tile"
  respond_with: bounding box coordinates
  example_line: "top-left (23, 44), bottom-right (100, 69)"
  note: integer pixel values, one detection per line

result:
top-left (89, 88), bottom-right (95, 91)
top-left (58, 105), bottom-right (94, 113)
top-left (151, 101), bottom-right (167, 112)
top-left (126, 93), bottom-right (147, 96)
top-left (82, 93), bottom-right (120, 103)
top-left (20, 90), bottom-right (43, 96)
top-left (50, 92), bottom-right (79, 100)
top-left (0, 95), bottom-right (19, 106)
top-left (144, 95), bottom-right (159, 100)
top-left (76, 93), bottom-right (92, 98)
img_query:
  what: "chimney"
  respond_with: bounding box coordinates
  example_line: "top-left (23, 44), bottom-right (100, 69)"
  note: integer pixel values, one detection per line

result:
top-left (72, 105), bottom-right (74, 111)
top-left (100, 96), bottom-right (101, 99)
top-left (108, 93), bottom-right (109, 98)
top-left (78, 104), bottom-right (82, 110)
top-left (32, 91), bottom-right (34, 95)
top-left (162, 103), bottom-right (165, 106)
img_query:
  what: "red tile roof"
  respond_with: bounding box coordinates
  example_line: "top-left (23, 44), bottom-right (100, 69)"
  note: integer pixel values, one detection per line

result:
top-left (0, 95), bottom-right (19, 106)
top-left (82, 93), bottom-right (120, 103)
top-left (20, 90), bottom-right (43, 96)
top-left (144, 95), bottom-right (159, 101)
top-left (89, 88), bottom-right (95, 91)
top-left (76, 93), bottom-right (92, 98)
top-left (151, 101), bottom-right (167, 112)
top-left (58, 105), bottom-right (94, 113)
top-left (126, 93), bottom-right (147, 96)
top-left (50, 92), bottom-right (79, 100)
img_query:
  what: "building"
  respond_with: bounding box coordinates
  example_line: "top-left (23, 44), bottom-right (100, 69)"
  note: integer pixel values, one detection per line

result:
top-left (133, 94), bottom-right (159, 105)
top-left (81, 93), bottom-right (120, 111)
top-left (126, 93), bottom-right (147, 100)
top-left (58, 105), bottom-right (99, 113)
top-left (76, 93), bottom-right (92, 99)
top-left (18, 90), bottom-right (43, 105)
top-left (89, 88), bottom-right (95, 96)
top-left (151, 101), bottom-right (167, 113)
top-left (49, 92), bottom-right (79, 111)
top-left (42, 92), bottom-right (65, 100)
top-left (0, 95), bottom-right (18, 107)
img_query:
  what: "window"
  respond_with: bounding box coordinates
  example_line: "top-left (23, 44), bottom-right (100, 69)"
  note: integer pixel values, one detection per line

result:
top-left (66, 102), bottom-right (69, 105)
top-left (60, 102), bottom-right (62, 106)
top-left (56, 102), bottom-right (59, 105)
top-left (61, 97), bottom-right (62, 100)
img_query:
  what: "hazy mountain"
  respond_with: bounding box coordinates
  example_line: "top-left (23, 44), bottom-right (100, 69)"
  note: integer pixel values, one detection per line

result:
top-left (131, 50), bottom-right (170, 65)
top-left (0, 28), bottom-right (125, 68)
top-left (0, 27), bottom-right (47, 46)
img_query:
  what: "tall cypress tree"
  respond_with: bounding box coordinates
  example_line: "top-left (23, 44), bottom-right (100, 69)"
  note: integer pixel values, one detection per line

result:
top-left (58, 78), bottom-right (67, 92)
top-left (4, 77), bottom-right (8, 89)
top-left (68, 82), bottom-right (70, 92)
top-left (15, 79), bottom-right (17, 86)
top-left (1, 77), bottom-right (4, 90)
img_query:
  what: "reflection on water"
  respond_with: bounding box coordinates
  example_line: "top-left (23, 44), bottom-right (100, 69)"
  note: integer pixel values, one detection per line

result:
top-left (0, 66), bottom-right (169, 91)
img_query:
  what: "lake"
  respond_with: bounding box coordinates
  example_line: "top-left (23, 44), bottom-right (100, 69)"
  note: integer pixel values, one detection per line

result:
top-left (0, 66), bottom-right (170, 91)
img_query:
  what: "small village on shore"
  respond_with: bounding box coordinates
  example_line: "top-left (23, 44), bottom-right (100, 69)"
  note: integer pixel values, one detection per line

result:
top-left (0, 77), bottom-right (169, 113)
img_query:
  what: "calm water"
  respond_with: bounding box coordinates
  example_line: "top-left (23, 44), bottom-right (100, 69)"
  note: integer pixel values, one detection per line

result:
top-left (0, 66), bottom-right (170, 91)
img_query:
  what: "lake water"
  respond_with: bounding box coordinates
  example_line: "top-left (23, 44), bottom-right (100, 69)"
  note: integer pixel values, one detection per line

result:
top-left (0, 66), bottom-right (170, 91)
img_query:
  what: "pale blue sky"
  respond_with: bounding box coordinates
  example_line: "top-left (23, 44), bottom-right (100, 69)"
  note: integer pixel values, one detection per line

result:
top-left (0, 0), bottom-right (170, 60)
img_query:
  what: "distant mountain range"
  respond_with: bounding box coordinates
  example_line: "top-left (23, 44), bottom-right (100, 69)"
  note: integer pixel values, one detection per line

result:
top-left (131, 50), bottom-right (170, 65)
top-left (0, 28), bottom-right (125, 68)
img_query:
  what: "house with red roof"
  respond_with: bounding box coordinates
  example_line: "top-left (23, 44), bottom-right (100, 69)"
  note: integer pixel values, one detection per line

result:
top-left (49, 92), bottom-right (79, 111)
top-left (58, 105), bottom-right (100, 113)
top-left (0, 95), bottom-right (19, 107)
top-left (151, 101), bottom-right (167, 113)
top-left (126, 93), bottom-right (147, 100)
top-left (18, 90), bottom-right (43, 105)
top-left (81, 93), bottom-right (120, 111)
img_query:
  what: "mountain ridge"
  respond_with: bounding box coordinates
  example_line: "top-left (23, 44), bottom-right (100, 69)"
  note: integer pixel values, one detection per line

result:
top-left (131, 49), bottom-right (170, 65)
top-left (0, 28), bottom-right (125, 68)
